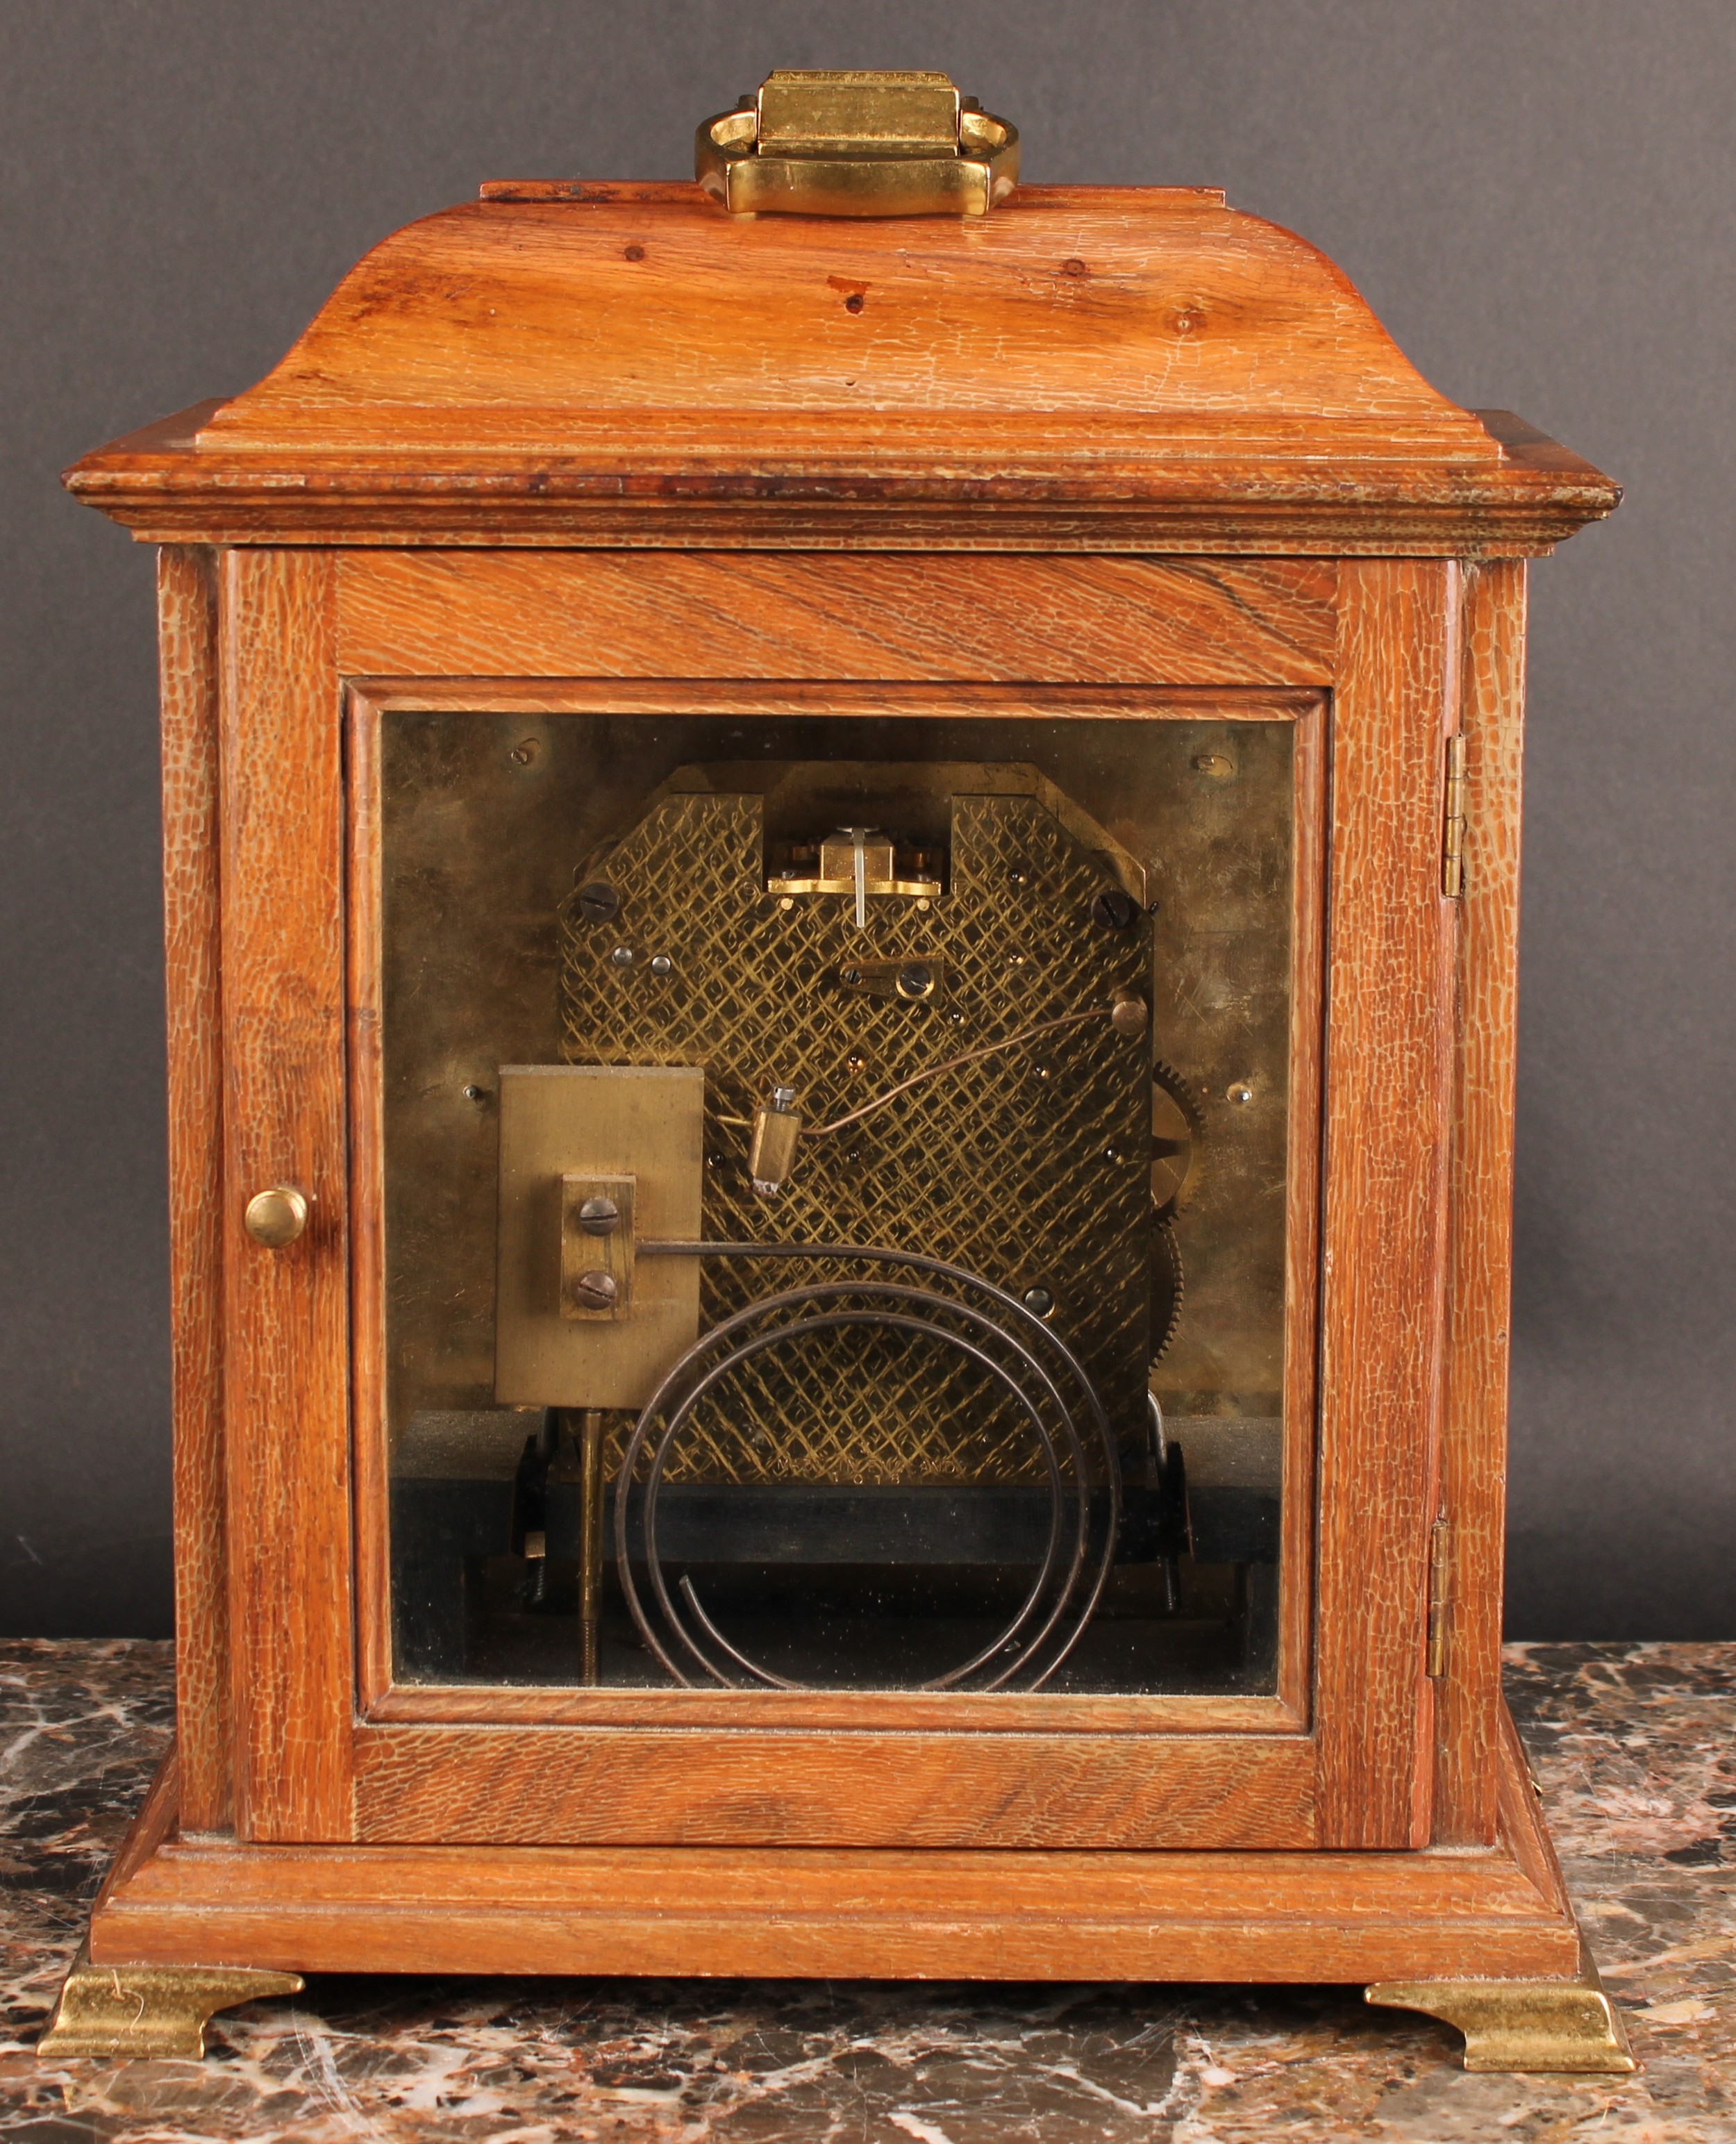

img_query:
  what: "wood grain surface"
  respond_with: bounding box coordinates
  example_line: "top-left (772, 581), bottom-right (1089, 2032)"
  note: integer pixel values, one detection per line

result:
top-left (1313, 560), bottom-right (1458, 1849)
top-left (157, 547), bottom-right (231, 1835)
top-left (351, 1727), bottom-right (1315, 1850)
top-left (219, 551), bottom-right (355, 1843)
top-left (200, 188), bottom-right (1483, 432)
top-left (335, 552), bottom-right (1337, 685)
top-left (86, 1702), bottom-right (1579, 1984)
top-left (1433, 560), bottom-right (1528, 1845)
top-left (60, 188), bottom-right (1619, 551)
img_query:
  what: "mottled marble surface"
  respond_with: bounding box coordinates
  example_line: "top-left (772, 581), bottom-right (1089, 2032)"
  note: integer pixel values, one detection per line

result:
top-left (2, 1638), bottom-right (1732, 2141)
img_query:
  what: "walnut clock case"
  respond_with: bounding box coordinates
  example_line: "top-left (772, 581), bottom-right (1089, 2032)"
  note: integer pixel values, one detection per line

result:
top-left (44, 73), bottom-right (1627, 2075)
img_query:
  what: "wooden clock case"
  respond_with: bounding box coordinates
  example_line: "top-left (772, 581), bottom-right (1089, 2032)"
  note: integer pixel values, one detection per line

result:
top-left (46, 160), bottom-right (1625, 2071)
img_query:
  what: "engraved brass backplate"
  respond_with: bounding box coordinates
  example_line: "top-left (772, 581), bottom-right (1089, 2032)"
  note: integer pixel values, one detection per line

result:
top-left (558, 775), bottom-right (1153, 1485)
top-left (378, 713), bottom-right (1294, 1463)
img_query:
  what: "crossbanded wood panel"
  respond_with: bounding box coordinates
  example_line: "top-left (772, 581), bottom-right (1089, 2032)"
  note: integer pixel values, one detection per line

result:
top-left (219, 551), bottom-right (354, 1843)
top-left (1434, 559), bottom-right (1528, 1845)
top-left (158, 547), bottom-right (231, 1835)
top-left (351, 1729), bottom-right (1317, 1850)
top-left (333, 551), bottom-right (1338, 685)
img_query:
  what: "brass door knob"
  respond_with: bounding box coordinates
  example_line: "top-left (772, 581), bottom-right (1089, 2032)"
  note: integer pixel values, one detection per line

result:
top-left (244, 1184), bottom-right (310, 1248)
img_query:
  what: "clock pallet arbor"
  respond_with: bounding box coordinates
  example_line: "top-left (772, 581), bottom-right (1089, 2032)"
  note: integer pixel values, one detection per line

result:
top-left (50, 135), bottom-right (1626, 2073)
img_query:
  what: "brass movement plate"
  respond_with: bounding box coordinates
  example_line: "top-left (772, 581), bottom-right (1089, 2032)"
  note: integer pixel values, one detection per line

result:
top-left (558, 773), bottom-right (1153, 1486)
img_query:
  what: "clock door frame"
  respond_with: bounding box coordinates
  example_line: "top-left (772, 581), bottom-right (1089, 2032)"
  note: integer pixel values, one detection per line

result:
top-left (191, 545), bottom-right (1485, 1855)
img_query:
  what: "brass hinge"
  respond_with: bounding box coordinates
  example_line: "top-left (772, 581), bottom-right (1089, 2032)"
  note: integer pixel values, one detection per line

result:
top-left (1426, 1516), bottom-right (1451, 1677)
top-left (1441, 733), bottom-right (1468, 897)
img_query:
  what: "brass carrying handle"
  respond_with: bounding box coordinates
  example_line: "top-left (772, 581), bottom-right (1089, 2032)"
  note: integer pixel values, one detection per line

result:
top-left (697, 69), bottom-right (1018, 218)
top-left (244, 1184), bottom-right (310, 1249)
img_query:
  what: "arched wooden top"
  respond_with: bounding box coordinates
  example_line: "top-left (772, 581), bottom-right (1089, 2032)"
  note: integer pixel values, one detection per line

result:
top-left (65, 183), bottom-right (1618, 552)
top-left (204, 185), bottom-right (1467, 432)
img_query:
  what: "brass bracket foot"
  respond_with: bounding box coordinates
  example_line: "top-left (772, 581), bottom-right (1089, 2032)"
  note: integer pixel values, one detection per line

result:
top-left (1367, 1944), bottom-right (1636, 2074)
top-left (37, 1945), bottom-right (303, 2061)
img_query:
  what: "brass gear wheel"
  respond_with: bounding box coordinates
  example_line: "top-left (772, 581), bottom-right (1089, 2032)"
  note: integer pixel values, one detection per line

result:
top-left (1151, 1058), bottom-right (1205, 1222)
top-left (1149, 1215), bottom-right (1184, 1364)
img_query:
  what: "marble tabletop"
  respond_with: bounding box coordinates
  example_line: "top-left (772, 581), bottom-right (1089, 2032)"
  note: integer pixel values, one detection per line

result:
top-left (2, 1639), bottom-right (1732, 2142)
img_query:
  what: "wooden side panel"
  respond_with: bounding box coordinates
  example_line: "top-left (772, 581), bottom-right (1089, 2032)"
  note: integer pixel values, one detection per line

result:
top-left (158, 547), bottom-right (231, 1834)
top-left (1314, 560), bottom-right (1458, 1847)
top-left (351, 1729), bottom-right (1315, 1850)
top-left (335, 551), bottom-right (1337, 685)
top-left (219, 551), bottom-right (355, 1842)
top-left (1434, 560), bottom-right (1528, 1843)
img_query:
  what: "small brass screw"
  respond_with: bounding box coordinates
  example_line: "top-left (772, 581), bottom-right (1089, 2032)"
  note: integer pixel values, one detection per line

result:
top-left (575, 1196), bottom-right (619, 1237)
top-left (571, 1270), bottom-right (618, 1309)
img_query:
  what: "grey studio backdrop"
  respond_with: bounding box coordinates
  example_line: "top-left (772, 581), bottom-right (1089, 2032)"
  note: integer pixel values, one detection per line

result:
top-left (2, 1), bottom-right (1730, 1640)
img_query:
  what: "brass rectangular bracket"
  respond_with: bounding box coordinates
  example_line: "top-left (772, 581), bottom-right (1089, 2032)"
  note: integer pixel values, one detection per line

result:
top-left (495, 1065), bottom-right (703, 1410)
top-left (1442, 732), bottom-right (1468, 897)
top-left (560, 1172), bottom-right (635, 1320)
top-left (834, 956), bottom-right (946, 1004)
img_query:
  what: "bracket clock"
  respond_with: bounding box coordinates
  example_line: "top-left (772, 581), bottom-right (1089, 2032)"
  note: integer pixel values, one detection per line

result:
top-left (43, 72), bottom-right (1627, 2073)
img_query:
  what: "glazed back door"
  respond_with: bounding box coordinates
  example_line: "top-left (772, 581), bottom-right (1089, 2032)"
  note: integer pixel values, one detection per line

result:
top-left (220, 549), bottom-right (1455, 1852)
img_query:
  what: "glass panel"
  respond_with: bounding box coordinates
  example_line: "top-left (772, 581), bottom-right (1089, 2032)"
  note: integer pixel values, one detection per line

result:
top-left (381, 712), bottom-right (1296, 1695)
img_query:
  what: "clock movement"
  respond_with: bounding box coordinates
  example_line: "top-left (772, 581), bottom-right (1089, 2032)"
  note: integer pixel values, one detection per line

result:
top-left (42, 72), bottom-right (1626, 2072)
